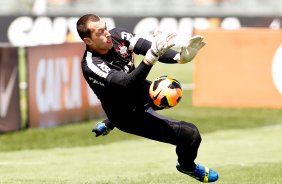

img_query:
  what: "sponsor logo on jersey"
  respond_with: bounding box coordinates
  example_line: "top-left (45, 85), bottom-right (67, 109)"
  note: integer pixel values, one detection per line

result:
top-left (86, 51), bottom-right (109, 79)
top-left (97, 62), bottom-right (111, 73)
top-left (89, 77), bottom-right (105, 86)
top-left (116, 42), bottom-right (129, 58)
top-left (121, 31), bottom-right (133, 40)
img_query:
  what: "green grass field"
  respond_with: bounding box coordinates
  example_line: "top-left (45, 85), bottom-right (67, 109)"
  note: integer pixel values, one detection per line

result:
top-left (1, 55), bottom-right (282, 183)
top-left (1, 91), bottom-right (282, 184)
top-left (0, 120), bottom-right (282, 184)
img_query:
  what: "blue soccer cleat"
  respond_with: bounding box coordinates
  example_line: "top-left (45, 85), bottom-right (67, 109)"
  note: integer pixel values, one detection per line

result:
top-left (176, 162), bottom-right (219, 183)
top-left (92, 122), bottom-right (111, 137)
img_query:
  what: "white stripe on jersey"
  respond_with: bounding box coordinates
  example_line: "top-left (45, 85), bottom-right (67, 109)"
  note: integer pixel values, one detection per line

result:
top-left (86, 51), bottom-right (109, 79)
top-left (128, 35), bottom-right (141, 51)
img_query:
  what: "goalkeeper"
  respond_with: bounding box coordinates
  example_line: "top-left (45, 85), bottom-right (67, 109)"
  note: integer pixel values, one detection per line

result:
top-left (77, 14), bottom-right (218, 183)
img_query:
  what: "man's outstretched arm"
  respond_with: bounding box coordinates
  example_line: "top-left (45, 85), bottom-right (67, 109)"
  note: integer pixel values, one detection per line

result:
top-left (130, 34), bottom-right (206, 64)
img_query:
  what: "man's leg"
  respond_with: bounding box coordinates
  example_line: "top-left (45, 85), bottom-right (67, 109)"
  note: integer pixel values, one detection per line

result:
top-left (116, 107), bottom-right (201, 170)
top-left (115, 107), bottom-right (218, 182)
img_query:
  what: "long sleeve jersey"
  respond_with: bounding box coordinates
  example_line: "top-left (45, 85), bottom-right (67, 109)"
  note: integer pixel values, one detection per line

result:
top-left (81, 27), bottom-right (178, 125)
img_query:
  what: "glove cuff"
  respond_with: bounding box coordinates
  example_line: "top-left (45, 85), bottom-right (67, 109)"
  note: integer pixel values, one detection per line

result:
top-left (144, 49), bottom-right (159, 65)
top-left (174, 47), bottom-right (195, 64)
top-left (173, 53), bottom-right (182, 63)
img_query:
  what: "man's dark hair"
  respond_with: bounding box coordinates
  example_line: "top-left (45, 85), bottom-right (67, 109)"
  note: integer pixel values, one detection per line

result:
top-left (76, 14), bottom-right (100, 40)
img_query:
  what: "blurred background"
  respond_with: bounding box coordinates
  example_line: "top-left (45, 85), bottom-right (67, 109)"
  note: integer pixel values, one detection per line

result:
top-left (0, 1), bottom-right (282, 183)
top-left (0, 0), bottom-right (281, 47)
top-left (1, 0), bottom-right (282, 16)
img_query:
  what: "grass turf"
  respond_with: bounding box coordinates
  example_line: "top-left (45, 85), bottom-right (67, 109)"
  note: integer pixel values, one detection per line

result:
top-left (0, 125), bottom-right (281, 184)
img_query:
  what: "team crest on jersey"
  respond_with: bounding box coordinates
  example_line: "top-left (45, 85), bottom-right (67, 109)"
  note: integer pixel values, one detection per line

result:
top-left (116, 42), bottom-right (129, 58)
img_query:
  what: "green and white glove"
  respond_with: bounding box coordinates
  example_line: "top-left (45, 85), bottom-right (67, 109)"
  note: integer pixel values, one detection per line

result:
top-left (174, 35), bottom-right (206, 64)
top-left (144, 31), bottom-right (177, 65)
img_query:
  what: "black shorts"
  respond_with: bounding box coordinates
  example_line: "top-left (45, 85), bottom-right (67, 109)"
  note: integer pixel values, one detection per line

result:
top-left (114, 106), bottom-right (201, 170)
top-left (115, 106), bottom-right (199, 146)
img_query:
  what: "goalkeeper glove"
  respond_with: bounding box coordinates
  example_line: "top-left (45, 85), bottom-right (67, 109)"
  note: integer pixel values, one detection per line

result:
top-left (92, 121), bottom-right (111, 137)
top-left (174, 35), bottom-right (206, 64)
top-left (144, 31), bottom-right (177, 65)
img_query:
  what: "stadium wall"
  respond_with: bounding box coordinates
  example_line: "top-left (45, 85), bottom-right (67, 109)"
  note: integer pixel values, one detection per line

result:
top-left (0, 46), bottom-right (21, 132)
top-left (193, 28), bottom-right (282, 108)
top-left (0, 15), bottom-right (281, 46)
top-left (26, 43), bottom-right (105, 128)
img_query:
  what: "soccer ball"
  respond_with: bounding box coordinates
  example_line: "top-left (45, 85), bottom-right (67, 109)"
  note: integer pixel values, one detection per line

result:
top-left (149, 75), bottom-right (183, 109)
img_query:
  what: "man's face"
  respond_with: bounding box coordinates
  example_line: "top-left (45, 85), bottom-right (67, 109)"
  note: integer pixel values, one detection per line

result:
top-left (84, 19), bottom-right (113, 54)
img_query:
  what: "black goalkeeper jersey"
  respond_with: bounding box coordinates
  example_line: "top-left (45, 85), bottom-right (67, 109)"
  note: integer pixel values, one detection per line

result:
top-left (81, 27), bottom-right (178, 124)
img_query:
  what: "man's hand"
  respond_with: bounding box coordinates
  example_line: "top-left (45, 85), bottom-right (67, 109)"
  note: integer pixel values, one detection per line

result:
top-left (174, 35), bottom-right (206, 64)
top-left (144, 31), bottom-right (177, 65)
top-left (92, 121), bottom-right (111, 137)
